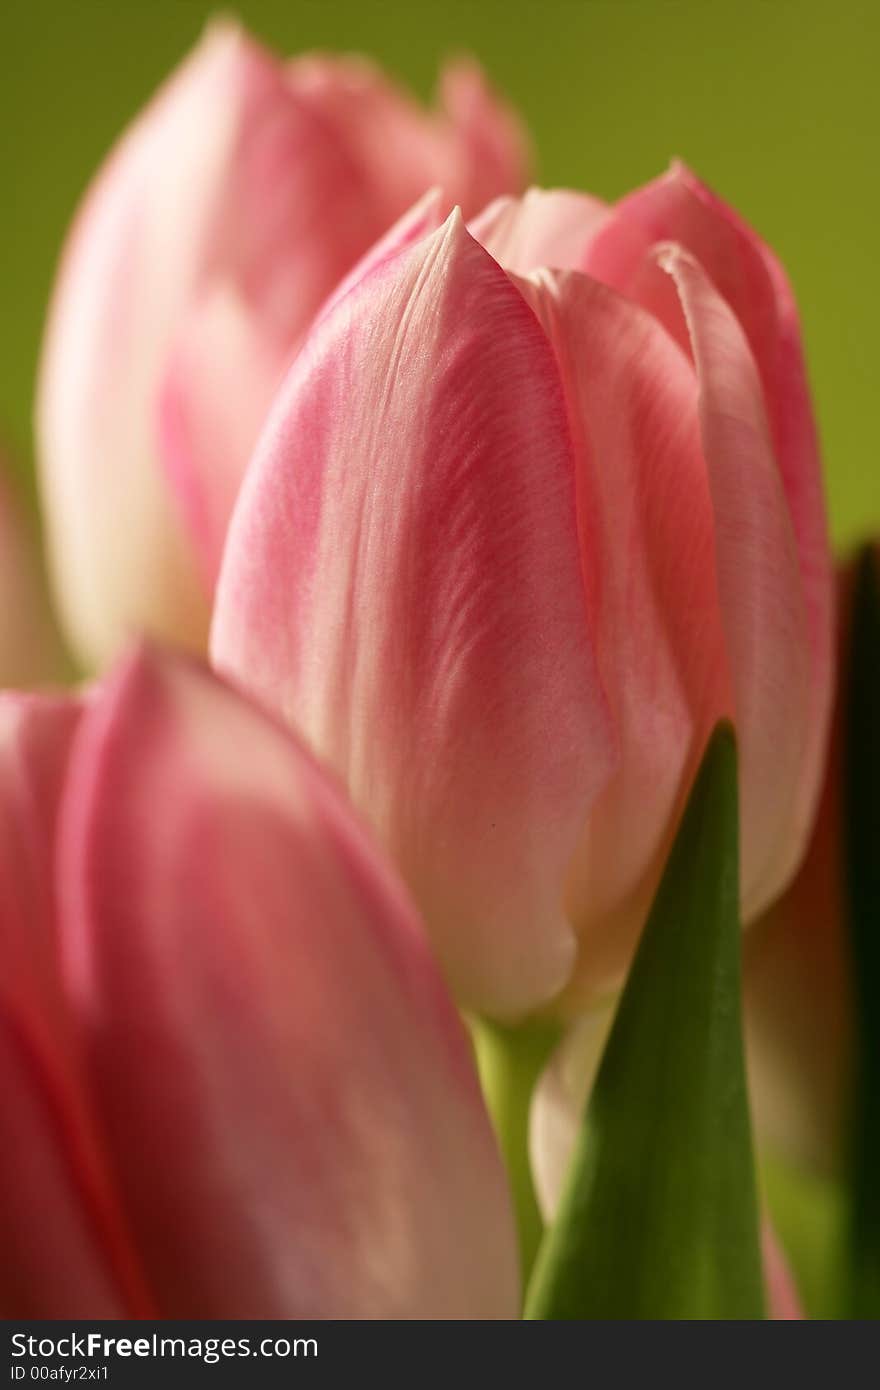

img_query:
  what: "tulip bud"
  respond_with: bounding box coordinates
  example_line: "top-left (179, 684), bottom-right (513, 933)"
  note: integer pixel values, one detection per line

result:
top-left (0, 462), bottom-right (65, 688)
top-left (213, 167), bottom-right (832, 1021)
top-left (37, 23), bottom-right (529, 671)
top-left (0, 646), bottom-right (518, 1317)
top-left (214, 210), bottom-right (613, 1019)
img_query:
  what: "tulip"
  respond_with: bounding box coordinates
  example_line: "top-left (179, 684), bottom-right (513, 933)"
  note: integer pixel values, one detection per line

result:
top-left (37, 23), bottom-right (529, 672)
top-left (212, 164), bottom-right (832, 1021)
top-left (0, 645), bottom-right (518, 1317)
top-left (0, 462), bottom-right (64, 688)
top-left (527, 1012), bottom-right (803, 1318)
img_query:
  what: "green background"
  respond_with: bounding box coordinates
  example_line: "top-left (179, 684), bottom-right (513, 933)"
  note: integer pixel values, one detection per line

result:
top-left (2, 0), bottom-right (878, 546)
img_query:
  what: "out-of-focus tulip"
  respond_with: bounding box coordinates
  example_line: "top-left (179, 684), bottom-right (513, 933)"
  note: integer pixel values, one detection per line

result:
top-left (213, 164), bottom-right (832, 1021)
top-left (0, 463), bottom-right (64, 688)
top-left (37, 23), bottom-right (528, 672)
top-left (0, 645), bottom-right (518, 1317)
top-left (528, 1010), bottom-right (803, 1319)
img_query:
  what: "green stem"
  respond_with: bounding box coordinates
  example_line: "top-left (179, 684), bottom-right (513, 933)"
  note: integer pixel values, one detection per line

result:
top-left (472, 1017), bottom-right (562, 1290)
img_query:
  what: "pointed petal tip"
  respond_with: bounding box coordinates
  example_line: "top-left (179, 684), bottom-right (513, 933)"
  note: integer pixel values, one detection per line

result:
top-left (194, 13), bottom-right (274, 74)
top-left (198, 14), bottom-right (244, 51)
top-left (663, 158), bottom-right (708, 196)
top-left (665, 155), bottom-right (689, 179)
top-left (438, 53), bottom-right (502, 109)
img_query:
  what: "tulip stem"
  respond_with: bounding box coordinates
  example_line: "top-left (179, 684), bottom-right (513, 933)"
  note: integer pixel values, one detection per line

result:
top-left (472, 1017), bottom-right (562, 1295)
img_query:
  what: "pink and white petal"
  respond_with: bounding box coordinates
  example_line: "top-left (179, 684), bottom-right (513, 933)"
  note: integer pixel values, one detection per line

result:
top-left (158, 287), bottom-right (291, 591)
top-left (584, 163), bottom-right (833, 845)
top-left (156, 42), bottom-right (418, 594)
top-left (0, 693), bottom-right (150, 1318)
top-left (471, 188), bottom-right (609, 275)
top-left (59, 646), bottom-right (519, 1318)
top-left (38, 22), bottom-right (379, 668)
top-left (35, 22), bottom-right (262, 666)
top-left (212, 213), bottom-right (613, 1020)
top-left (222, 56), bottom-right (393, 343)
top-left (284, 55), bottom-right (461, 224)
top-left (756, 237), bottom-right (834, 833)
top-left (583, 164), bottom-right (780, 356)
top-left (284, 53), bottom-right (442, 209)
top-left (653, 247), bottom-right (813, 917)
top-left (514, 268), bottom-right (729, 996)
top-left (287, 54), bottom-right (528, 222)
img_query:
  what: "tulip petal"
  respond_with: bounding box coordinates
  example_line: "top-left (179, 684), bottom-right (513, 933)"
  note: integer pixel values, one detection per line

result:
top-left (158, 288), bottom-right (290, 590)
top-left (652, 246), bottom-right (812, 916)
top-left (583, 162), bottom-right (833, 850)
top-left (0, 694), bottom-right (148, 1318)
top-left (286, 54), bottom-right (530, 221)
top-left (436, 58), bottom-right (532, 214)
top-left (513, 267), bottom-right (730, 995)
top-left (37, 23), bottom-right (387, 667)
top-left (213, 213), bottom-right (612, 1019)
top-left (160, 192), bottom-right (451, 591)
top-left (472, 188), bottom-right (609, 275)
top-left (744, 670), bottom-right (849, 1176)
top-left (36, 23), bottom-right (252, 665)
top-left (0, 1017), bottom-right (128, 1317)
top-left (59, 646), bottom-right (519, 1318)
top-left (0, 693), bottom-right (82, 1028)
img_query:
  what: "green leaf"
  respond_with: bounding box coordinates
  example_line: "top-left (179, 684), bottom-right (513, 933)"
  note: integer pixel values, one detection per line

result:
top-left (525, 724), bottom-right (764, 1319)
top-left (844, 546), bottom-right (880, 1317)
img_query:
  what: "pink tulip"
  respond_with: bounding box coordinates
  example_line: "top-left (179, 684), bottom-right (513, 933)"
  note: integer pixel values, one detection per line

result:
top-left (0, 645), bottom-right (518, 1317)
top-left (37, 23), bottom-right (528, 671)
top-left (0, 461), bottom-right (64, 688)
top-left (212, 166), bottom-right (832, 1021)
top-left (528, 1013), bottom-right (804, 1318)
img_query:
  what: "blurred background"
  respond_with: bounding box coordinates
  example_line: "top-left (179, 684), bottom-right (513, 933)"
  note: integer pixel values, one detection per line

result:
top-left (2, 0), bottom-right (878, 547)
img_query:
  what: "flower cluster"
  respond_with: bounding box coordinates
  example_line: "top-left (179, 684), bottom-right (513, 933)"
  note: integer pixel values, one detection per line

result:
top-left (3, 20), bottom-right (861, 1320)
